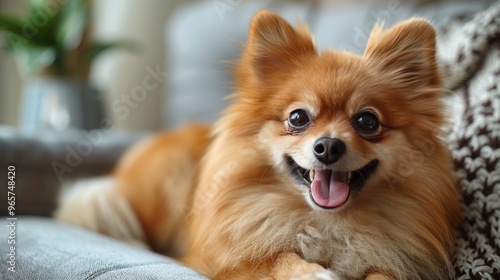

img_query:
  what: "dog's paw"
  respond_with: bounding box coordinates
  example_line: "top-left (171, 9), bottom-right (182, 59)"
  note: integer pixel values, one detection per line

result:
top-left (289, 270), bottom-right (340, 280)
top-left (297, 226), bottom-right (326, 261)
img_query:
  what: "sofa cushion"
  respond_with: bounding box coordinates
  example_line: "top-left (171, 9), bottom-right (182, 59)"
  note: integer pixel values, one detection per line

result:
top-left (0, 217), bottom-right (207, 280)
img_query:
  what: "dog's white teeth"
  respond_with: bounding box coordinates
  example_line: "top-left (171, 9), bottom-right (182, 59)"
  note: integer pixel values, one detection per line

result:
top-left (309, 170), bottom-right (315, 182)
top-left (347, 172), bottom-right (352, 184)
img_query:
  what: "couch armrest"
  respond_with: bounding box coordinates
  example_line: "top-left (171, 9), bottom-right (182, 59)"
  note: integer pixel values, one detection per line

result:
top-left (0, 126), bottom-right (147, 216)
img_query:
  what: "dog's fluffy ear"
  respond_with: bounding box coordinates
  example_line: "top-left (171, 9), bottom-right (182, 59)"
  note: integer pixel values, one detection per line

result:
top-left (364, 19), bottom-right (440, 88)
top-left (239, 10), bottom-right (317, 84)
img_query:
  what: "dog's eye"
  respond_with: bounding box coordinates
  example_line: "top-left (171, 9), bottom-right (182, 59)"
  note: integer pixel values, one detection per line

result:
top-left (354, 112), bottom-right (379, 134)
top-left (288, 109), bottom-right (311, 130)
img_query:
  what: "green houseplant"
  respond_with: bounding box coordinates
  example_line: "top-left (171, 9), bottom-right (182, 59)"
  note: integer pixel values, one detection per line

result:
top-left (0, 0), bottom-right (132, 130)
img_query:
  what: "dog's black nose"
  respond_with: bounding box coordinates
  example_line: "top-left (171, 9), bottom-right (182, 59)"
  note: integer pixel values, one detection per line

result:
top-left (313, 137), bottom-right (346, 165)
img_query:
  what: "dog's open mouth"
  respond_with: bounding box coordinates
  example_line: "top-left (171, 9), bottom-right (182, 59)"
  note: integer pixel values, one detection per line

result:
top-left (286, 156), bottom-right (379, 209)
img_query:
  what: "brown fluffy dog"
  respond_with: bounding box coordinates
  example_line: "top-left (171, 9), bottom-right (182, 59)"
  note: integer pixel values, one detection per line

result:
top-left (56, 11), bottom-right (462, 280)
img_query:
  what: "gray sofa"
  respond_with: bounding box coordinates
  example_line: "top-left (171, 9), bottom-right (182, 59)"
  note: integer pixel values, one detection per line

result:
top-left (0, 217), bottom-right (206, 280)
top-left (1, 0), bottom-right (498, 279)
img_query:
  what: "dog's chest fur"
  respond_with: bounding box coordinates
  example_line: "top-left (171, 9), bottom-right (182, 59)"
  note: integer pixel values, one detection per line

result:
top-left (294, 219), bottom-right (411, 280)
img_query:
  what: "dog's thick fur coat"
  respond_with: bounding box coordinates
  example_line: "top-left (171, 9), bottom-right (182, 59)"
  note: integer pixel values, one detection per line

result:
top-left (57, 11), bottom-right (461, 280)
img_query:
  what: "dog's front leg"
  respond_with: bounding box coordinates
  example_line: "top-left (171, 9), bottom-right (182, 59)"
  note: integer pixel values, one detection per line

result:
top-left (269, 252), bottom-right (339, 280)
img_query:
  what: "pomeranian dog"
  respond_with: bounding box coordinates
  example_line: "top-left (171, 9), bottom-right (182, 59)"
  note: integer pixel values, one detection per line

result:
top-left (56, 10), bottom-right (462, 280)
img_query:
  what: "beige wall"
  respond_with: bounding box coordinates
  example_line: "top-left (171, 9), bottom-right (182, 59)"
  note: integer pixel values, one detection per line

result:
top-left (0, 0), bottom-right (183, 131)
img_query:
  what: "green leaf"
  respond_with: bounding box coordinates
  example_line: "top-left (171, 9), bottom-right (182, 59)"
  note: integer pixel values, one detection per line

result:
top-left (13, 46), bottom-right (55, 75)
top-left (1, 0), bottom-right (137, 77)
top-left (56, 0), bottom-right (89, 51)
top-left (0, 15), bottom-right (25, 35)
top-left (88, 41), bottom-right (139, 60)
top-left (3, 32), bottom-right (56, 75)
top-left (28, 0), bottom-right (51, 13)
top-left (22, 46), bottom-right (56, 75)
top-left (1, 0), bottom-right (60, 48)
top-left (4, 32), bottom-right (30, 52)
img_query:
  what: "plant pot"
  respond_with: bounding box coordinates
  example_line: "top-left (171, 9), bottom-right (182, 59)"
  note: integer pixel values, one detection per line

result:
top-left (20, 77), bottom-right (105, 131)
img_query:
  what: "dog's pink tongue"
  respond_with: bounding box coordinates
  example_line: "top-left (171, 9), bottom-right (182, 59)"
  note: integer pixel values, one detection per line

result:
top-left (311, 170), bottom-right (349, 208)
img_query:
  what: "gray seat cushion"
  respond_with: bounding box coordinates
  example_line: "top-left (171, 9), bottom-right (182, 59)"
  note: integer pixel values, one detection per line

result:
top-left (0, 217), bottom-right (207, 280)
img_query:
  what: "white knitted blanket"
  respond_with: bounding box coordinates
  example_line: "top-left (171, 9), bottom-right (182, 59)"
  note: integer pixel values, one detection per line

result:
top-left (439, 2), bottom-right (500, 279)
